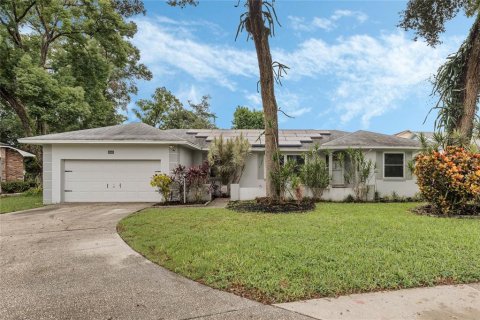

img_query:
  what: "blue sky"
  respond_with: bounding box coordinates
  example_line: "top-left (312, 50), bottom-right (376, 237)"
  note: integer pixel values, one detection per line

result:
top-left (127, 0), bottom-right (473, 134)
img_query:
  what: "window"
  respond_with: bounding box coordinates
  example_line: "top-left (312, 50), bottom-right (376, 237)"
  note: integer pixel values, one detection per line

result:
top-left (384, 153), bottom-right (404, 178)
top-left (286, 155), bottom-right (305, 173)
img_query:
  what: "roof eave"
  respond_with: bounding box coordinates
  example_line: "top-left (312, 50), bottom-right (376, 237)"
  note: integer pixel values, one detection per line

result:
top-left (18, 139), bottom-right (201, 150)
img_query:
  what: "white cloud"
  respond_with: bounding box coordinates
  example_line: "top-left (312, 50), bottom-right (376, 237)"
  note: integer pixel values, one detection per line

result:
top-left (133, 15), bottom-right (456, 128)
top-left (289, 10), bottom-right (368, 32)
top-left (245, 90), bottom-right (311, 120)
top-left (245, 92), bottom-right (263, 109)
top-left (274, 32), bottom-right (457, 127)
top-left (133, 16), bottom-right (257, 91)
top-left (176, 84), bottom-right (202, 105)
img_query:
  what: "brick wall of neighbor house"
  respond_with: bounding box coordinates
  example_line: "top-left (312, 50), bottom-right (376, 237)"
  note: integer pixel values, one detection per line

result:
top-left (0, 148), bottom-right (25, 181)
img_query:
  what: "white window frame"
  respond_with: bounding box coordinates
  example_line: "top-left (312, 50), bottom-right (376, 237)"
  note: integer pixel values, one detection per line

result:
top-left (383, 152), bottom-right (405, 179)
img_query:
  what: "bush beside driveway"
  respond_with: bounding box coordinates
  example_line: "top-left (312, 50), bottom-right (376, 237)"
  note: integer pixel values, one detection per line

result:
top-left (118, 202), bottom-right (480, 304)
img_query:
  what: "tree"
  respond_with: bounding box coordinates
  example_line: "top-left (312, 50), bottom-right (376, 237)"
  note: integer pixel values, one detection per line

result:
top-left (299, 144), bottom-right (330, 201)
top-left (232, 106), bottom-right (264, 129)
top-left (0, 0), bottom-right (151, 143)
top-left (399, 1), bottom-right (480, 141)
top-left (169, 0), bottom-right (287, 200)
top-left (207, 134), bottom-right (250, 195)
top-left (133, 87), bottom-right (183, 127)
top-left (133, 88), bottom-right (217, 129)
top-left (338, 149), bottom-right (375, 201)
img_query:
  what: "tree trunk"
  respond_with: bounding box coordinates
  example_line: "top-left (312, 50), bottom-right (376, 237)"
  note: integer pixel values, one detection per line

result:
top-left (0, 86), bottom-right (33, 137)
top-left (459, 15), bottom-right (480, 140)
top-left (247, 0), bottom-right (280, 200)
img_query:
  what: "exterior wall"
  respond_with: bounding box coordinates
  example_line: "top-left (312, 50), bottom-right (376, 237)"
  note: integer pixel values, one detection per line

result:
top-left (0, 147), bottom-right (25, 182)
top-left (231, 148), bottom-right (419, 201)
top-left (231, 152), bottom-right (266, 200)
top-left (49, 144), bottom-right (170, 204)
top-left (374, 149), bottom-right (419, 198)
top-left (178, 146), bottom-right (194, 167)
top-left (43, 145), bottom-right (53, 204)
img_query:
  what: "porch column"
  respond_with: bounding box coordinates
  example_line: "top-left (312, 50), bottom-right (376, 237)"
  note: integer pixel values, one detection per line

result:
top-left (328, 152), bottom-right (333, 186)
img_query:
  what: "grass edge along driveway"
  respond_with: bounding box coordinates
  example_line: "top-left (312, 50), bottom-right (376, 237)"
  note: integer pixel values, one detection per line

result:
top-left (0, 194), bottom-right (43, 214)
top-left (118, 202), bottom-right (480, 304)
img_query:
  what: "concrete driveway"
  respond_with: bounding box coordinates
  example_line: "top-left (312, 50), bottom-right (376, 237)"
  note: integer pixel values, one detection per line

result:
top-left (0, 204), bottom-right (308, 320)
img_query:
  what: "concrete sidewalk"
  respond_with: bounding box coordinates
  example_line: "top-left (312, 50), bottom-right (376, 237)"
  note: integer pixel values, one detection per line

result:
top-left (276, 283), bottom-right (480, 320)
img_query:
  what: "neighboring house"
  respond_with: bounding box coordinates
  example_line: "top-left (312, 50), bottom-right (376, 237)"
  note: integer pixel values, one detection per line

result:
top-left (0, 143), bottom-right (35, 183)
top-left (396, 129), bottom-right (480, 148)
top-left (19, 123), bottom-right (421, 204)
top-left (395, 130), bottom-right (434, 141)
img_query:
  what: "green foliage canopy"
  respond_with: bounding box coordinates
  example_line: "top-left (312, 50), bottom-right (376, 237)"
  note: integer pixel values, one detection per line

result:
top-left (133, 87), bottom-right (217, 129)
top-left (0, 0), bottom-right (151, 140)
top-left (231, 106), bottom-right (264, 129)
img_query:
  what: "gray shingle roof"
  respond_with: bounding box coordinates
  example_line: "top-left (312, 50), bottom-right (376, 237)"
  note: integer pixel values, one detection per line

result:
top-left (21, 123), bottom-right (187, 142)
top-left (322, 130), bottom-right (421, 148)
top-left (19, 124), bottom-right (420, 150)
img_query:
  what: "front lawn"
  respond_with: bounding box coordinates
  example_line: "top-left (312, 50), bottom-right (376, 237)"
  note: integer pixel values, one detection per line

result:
top-left (118, 203), bottom-right (480, 303)
top-left (0, 194), bottom-right (43, 214)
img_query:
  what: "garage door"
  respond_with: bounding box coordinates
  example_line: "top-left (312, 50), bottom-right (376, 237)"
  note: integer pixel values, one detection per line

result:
top-left (63, 160), bottom-right (162, 202)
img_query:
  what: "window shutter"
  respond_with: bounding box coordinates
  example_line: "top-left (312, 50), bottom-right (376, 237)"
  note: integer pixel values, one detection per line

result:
top-left (405, 151), bottom-right (413, 180)
top-left (376, 151), bottom-right (383, 180)
top-left (257, 154), bottom-right (265, 180)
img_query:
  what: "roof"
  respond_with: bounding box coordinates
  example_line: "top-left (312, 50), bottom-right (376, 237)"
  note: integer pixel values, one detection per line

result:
top-left (321, 130), bottom-right (421, 149)
top-left (394, 130), bottom-right (434, 140)
top-left (182, 129), bottom-right (349, 149)
top-left (0, 142), bottom-right (35, 157)
top-left (18, 123), bottom-right (199, 148)
top-left (18, 123), bottom-right (421, 150)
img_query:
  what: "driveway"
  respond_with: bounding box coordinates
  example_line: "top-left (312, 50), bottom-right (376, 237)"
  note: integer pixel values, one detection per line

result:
top-left (0, 204), bottom-right (309, 320)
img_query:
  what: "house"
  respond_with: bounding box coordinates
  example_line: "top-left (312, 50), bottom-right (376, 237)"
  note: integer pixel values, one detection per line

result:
top-left (19, 123), bottom-right (421, 204)
top-left (0, 142), bottom-right (35, 183)
top-left (395, 129), bottom-right (480, 148)
top-left (395, 130), bottom-right (434, 141)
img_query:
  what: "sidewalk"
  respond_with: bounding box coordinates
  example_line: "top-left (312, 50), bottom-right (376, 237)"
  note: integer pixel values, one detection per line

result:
top-left (275, 283), bottom-right (480, 320)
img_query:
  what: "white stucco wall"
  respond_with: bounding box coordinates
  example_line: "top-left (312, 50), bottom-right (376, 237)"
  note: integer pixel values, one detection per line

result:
top-left (48, 144), bottom-right (170, 204)
top-left (42, 145), bottom-right (53, 204)
top-left (231, 149), bottom-right (420, 201)
top-left (178, 146), bottom-right (193, 168)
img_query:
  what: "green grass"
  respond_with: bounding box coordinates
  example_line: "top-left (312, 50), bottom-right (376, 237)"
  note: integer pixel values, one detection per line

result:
top-left (0, 194), bottom-right (43, 214)
top-left (118, 203), bottom-right (480, 303)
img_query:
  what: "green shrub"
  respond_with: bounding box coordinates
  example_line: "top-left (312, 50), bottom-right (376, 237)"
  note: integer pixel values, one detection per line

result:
top-left (1, 181), bottom-right (34, 194)
top-left (150, 173), bottom-right (173, 202)
top-left (344, 194), bottom-right (355, 203)
top-left (415, 146), bottom-right (480, 214)
top-left (299, 144), bottom-right (329, 200)
top-left (24, 187), bottom-right (43, 196)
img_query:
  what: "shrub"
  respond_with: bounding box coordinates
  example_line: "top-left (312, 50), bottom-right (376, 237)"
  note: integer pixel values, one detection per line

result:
top-left (270, 157), bottom-right (297, 201)
top-left (186, 161), bottom-right (210, 203)
top-left (340, 149), bottom-right (376, 201)
top-left (414, 146), bottom-right (480, 214)
top-left (150, 173), bottom-right (173, 203)
top-left (299, 144), bottom-right (329, 200)
top-left (24, 187), bottom-right (43, 196)
top-left (1, 181), bottom-right (33, 194)
top-left (171, 164), bottom-right (187, 202)
top-left (207, 134), bottom-right (250, 195)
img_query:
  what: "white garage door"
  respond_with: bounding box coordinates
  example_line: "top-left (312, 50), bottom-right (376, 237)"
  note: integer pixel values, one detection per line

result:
top-left (63, 160), bottom-right (162, 202)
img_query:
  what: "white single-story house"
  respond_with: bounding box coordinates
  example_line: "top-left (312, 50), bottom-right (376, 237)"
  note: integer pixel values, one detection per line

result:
top-left (19, 123), bottom-right (421, 204)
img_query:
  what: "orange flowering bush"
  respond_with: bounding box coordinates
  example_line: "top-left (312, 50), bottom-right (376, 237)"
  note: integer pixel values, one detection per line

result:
top-left (414, 147), bottom-right (480, 215)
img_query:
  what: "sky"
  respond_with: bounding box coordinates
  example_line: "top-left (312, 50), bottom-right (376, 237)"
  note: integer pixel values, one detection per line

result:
top-left (125, 0), bottom-right (474, 134)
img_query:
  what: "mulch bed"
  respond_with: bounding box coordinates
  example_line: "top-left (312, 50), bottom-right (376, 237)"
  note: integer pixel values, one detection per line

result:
top-left (153, 200), bottom-right (208, 207)
top-left (227, 197), bottom-right (315, 213)
top-left (412, 204), bottom-right (480, 218)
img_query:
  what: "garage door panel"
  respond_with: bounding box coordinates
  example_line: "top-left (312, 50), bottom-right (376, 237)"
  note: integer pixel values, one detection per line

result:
top-left (63, 160), bottom-right (162, 202)
top-left (65, 181), bottom-right (154, 192)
